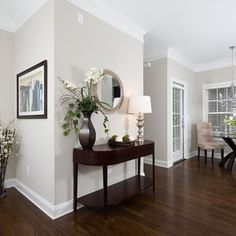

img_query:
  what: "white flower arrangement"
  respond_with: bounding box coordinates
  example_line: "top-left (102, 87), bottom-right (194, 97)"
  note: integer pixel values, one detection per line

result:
top-left (0, 124), bottom-right (17, 168)
top-left (84, 67), bottom-right (104, 85)
top-left (60, 67), bottom-right (109, 136)
top-left (61, 80), bottom-right (77, 90)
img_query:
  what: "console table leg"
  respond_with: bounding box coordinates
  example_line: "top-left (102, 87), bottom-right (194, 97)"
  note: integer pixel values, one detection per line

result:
top-left (152, 153), bottom-right (155, 192)
top-left (138, 157), bottom-right (141, 179)
top-left (73, 163), bottom-right (78, 212)
top-left (103, 165), bottom-right (108, 218)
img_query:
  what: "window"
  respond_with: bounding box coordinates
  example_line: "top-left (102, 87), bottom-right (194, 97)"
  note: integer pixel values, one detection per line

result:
top-left (203, 82), bottom-right (233, 132)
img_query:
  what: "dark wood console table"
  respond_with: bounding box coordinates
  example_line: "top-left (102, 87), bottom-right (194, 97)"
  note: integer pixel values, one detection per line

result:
top-left (73, 140), bottom-right (155, 214)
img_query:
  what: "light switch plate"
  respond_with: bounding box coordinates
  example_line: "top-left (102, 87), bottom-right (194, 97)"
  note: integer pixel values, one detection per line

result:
top-left (77, 13), bottom-right (84, 24)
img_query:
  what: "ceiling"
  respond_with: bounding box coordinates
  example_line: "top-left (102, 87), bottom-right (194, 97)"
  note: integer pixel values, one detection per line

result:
top-left (1, 0), bottom-right (236, 69)
top-left (0, 0), bottom-right (47, 32)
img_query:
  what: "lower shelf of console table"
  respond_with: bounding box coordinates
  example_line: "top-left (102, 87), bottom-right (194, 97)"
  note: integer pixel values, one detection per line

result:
top-left (73, 140), bottom-right (155, 215)
top-left (77, 176), bottom-right (152, 207)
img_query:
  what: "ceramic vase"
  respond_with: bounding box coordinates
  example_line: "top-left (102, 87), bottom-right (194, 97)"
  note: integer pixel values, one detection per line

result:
top-left (79, 112), bottom-right (96, 150)
top-left (0, 165), bottom-right (7, 198)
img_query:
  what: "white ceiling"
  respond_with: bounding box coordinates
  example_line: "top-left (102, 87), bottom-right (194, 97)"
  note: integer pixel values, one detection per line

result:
top-left (1, 0), bottom-right (236, 70)
top-left (92, 0), bottom-right (236, 67)
top-left (0, 0), bottom-right (47, 32)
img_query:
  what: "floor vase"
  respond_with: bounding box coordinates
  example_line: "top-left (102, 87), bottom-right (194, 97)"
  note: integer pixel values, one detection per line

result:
top-left (0, 165), bottom-right (7, 197)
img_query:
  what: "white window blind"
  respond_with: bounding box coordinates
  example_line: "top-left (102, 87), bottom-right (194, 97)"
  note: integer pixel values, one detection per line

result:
top-left (173, 86), bottom-right (182, 152)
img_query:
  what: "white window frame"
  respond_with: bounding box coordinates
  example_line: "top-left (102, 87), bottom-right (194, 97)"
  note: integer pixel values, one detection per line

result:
top-left (202, 81), bottom-right (232, 123)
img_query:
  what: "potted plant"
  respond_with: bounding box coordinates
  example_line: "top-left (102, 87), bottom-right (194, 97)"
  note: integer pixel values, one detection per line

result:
top-left (0, 122), bottom-right (17, 197)
top-left (60, 68), bottom-right (109, 149)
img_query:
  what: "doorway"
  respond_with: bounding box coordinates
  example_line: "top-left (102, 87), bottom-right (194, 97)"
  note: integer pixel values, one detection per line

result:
top-left (172, 82), bottom-right (186, 163)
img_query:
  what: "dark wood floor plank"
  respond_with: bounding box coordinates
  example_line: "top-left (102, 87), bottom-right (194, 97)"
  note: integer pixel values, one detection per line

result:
top-left (1, 157), bottom-right (236, 235)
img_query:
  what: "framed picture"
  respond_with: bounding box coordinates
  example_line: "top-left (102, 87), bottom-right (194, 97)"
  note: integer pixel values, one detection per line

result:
top-left (17, 60), bottom-right (47, 119)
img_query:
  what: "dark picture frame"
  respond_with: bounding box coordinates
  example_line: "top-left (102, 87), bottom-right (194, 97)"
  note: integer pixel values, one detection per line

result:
top-left (17, 60), bottom-right (47, 119)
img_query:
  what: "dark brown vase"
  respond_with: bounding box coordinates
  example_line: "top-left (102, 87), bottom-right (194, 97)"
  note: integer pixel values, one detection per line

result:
top-left (79, 112), bottom-right (96, 150)
top-left (0, 165), bottom-right (7, 198)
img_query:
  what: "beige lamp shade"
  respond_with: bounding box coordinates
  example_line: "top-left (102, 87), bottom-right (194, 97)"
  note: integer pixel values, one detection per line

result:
top-left (128, 95), bottom-right (152, 114)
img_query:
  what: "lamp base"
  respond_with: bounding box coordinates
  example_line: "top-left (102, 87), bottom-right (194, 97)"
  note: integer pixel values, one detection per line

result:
top-left (136, 112), bottom-right (144, 143)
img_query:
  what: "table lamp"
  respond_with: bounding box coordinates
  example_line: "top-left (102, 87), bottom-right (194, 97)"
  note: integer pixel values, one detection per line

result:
top-left (128, 95), bottom-right (152, 143)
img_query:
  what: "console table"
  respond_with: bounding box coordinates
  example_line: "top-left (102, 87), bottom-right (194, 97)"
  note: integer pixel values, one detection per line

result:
top-left (73, 140), bottom-right (155, 214)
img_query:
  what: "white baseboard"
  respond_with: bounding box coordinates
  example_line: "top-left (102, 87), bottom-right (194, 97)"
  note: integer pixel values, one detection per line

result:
top-left (4, 178), bottom-right (83, 220)
top-left (5, 178), bottom-right (16, 188)
top-left (144, 151), bottom-right (198, 168)
top-left (144, 157), bottom-right (173, 168)
top-left (188, 151), bottom-right (197, 159)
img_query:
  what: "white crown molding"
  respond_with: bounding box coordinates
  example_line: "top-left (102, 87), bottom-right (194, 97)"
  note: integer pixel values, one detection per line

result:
top-left (14, 0), bottom-right (48, 32)
top-left (144, 47), bottom-right (235, 72)
top-left (0, 15), bottom-right (15, 32)
top-left (195, 58), bottom-right (232, 72)
top-left (144, 48), bottom-right (168, 63)
top-left (167, 48), bottom-right (196, 72)
top-left (144, 47), bottom-right (197, 71)
top-left (66, 0), bottom-right (146, 42)
top-left (0, 0), bottom-right (48, 33)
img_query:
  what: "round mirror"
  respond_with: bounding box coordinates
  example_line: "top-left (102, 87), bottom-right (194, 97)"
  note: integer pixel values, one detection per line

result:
top-left (94, 69), bottom-right (124, 114)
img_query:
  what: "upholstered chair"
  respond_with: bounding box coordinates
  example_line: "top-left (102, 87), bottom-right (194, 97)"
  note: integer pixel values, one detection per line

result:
top-left (196, 122), bottom-right (224, 163)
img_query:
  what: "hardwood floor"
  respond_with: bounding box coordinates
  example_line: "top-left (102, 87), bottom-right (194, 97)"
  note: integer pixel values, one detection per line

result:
top-left (1, 157), bottom-right (236, 236)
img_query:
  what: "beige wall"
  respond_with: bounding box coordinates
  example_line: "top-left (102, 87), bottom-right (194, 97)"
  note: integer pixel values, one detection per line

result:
top-left (196, 66), bottom-right (233, 117)
top-left (144, 58), bottom-right (168, 165)
top-left (54, 0), bottom-right (143, 204)
top-left (144, 58), bottom-right (200, 166)
top-left (167, 58), bottom-right (200, 158)
top-left (14, 0), bottom-right (55, 204)
top-left (0, 29), bottom-right (15, 179)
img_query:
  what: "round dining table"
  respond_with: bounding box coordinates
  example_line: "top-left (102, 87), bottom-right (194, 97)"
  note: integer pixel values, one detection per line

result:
top-left (214, 133), bottom-right (236, 171)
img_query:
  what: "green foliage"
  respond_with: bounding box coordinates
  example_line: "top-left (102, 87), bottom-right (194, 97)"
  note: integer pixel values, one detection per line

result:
top-left (111, 135), bottom-right (118, 141)
top-left (122, 135), bottom-right (130, 143)
top-left (224, 115), bottom-right (236, 126)
top-left (60, 78), bottom-right (109, 136)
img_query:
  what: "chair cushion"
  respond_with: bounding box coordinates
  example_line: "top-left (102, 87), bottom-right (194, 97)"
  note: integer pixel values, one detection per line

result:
top-left (199, 142), bottom-right (225, 150)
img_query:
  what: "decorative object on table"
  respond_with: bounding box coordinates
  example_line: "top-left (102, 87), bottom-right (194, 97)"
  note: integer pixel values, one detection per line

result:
top-left (128, 95), bottom-right (152, 143)
top-left (219, 46), bottom-right (236, 114)
top-left (60, 68), bottom-right (109, 150)
top-left (17, 60), bottom-right (47, 119)
top-left (108, 134), bottom-right (135, 146)
top-left (92, 69), bottom-right (124, 114)
top-left (0, 122), bottom-right (17, 197)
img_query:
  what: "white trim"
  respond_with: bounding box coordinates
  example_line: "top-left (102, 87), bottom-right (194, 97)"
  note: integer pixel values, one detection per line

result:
top-left (4, 178), bottom-right (83, 220)
top-left (168, 48), bottom-right (196, 72)
top-left (0, 0), bottom-right (48, 33)
top-left (202, 81), bottom-right (232, 122)
top-left (196, 58), bottom-right (232, 72)
top-left (144, 157), bottom-right (173, 168)
top-left (0, 15), bottom-right (15, 32)
top-left (188, 151), bottom-right (197, 159)
top-left (144, 48), bottom-right (168, 63)
top-left (144, 151), bottom-right (197, 167)
top-left (66, 0), bottom-right (146, 42)
top-left (0, 0), bottom-right (146, 42)
top-left (144, 47), bottom-right (236, 73)
top-left (15, 179), bottom-right (55, 218)
top-left (169, 77), bottom-right (188, 165)
top-left (5, 178), bottom-right (16, 188)
top-left (144, 48), bottom-right (196, 71)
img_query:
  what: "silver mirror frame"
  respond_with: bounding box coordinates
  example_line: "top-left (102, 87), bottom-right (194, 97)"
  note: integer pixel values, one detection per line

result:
top-left (92, 69), bottom-right (124, 114)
